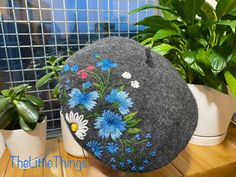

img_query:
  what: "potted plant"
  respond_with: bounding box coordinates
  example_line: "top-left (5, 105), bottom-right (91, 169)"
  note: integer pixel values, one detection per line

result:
top-left (36, 56), bottom-right (87, 157)
top-left (130, 0), bottom-right (236, 146)
top-left (0, 84), bottom-right (46, 167)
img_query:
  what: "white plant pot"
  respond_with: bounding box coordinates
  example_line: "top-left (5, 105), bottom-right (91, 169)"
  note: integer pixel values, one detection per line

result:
top-left (1, 117), bottom-right (47, 168)
top-left (188, 84), bottom-right (236, 146)
top-left (60, 111), bottom-right (88, 157)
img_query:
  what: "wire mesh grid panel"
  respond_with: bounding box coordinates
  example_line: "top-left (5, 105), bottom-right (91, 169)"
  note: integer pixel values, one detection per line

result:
top-left (0, 0), bottom-right (155, 137)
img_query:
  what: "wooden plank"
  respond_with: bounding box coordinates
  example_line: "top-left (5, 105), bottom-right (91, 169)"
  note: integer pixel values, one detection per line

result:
top-left (58, 139), bottom-right (87, 177)
top-left (0, 149), bottom-right (10, 177)
top-left (143, 170), bottom-right (164, 177)
top-left (4, 155), bottom-right (24, 177)
top-left (24, 167), bottom-right (43, 177)
top-left (159, 163), bottom-right (183, 177)
top-left (43, 139), bottom-right (63, 177)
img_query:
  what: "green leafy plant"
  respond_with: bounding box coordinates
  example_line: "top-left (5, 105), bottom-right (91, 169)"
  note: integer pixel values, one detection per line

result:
top-left (130, 0), bottom-right (236, 97)
top-left (0, 84), bottom-right (44, 131)
top-left (36, 56), bottom-right (65, 97)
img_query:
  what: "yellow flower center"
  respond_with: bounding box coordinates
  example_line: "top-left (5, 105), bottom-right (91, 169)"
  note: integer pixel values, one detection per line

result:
top-left (71, 123), bottom-right (79, 132)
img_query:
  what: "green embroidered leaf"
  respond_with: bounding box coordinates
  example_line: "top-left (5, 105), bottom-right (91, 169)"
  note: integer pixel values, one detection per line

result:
top-left (127, 119), bottom-right (142, 128)
top-left (123, 112), bottom-right (137, 122)
top-left (127, 128), bottom-right (140, 134)
top-left (118, 85), bottom-right (125, 91)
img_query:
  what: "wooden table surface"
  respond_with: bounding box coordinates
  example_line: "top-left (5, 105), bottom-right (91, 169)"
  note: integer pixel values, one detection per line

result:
top-left (1, 124), bottom-right (236, 177)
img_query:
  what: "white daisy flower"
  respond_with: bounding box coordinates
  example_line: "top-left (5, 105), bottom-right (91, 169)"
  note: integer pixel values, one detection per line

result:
top-left (122, 72), bottom-right (131, 79)
top-left (131, 80), bottom-right (140, 88)
top-left (65, 111), bottom-right (89, 140)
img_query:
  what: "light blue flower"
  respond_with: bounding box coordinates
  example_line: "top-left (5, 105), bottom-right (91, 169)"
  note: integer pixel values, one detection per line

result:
top-left (71, 64), bottom-right (79, 72)
top-left (106, 142), bottom-right (119, 154)
top-left (82, 81), bottom-right (92, 89)
top-left (119, 162), bottom-right (125, 167)
top-left (134, 134), bottom-right (141, 140)
top-left (110, 157), bottom-right (116, 163)
top-left (105, 89), bottom-right (133, 115)
top-left (145, 133), bottom-right (152, 139)
top-left (127, 159), bottom-right (132, 164)
top-left (63, 64), bottom-right (70, 72)
top-left (125, 147), bottom-right (132, 153)
top-left (139, 166), bottom-right (145, 171)
top-left (94, 110), bottom-right (127, 140)
top-left (146, 142), bottom-right (152, 148)
top-left (131, 166), bottom-right (137, 171)
top-left (68, 88), bottom-right (99, 110)
top-left (96, 59), bottom-right (117, 71)
top-left (150, 151), bottom-right (156, 157)
top-left (143, 159), bottom-right (149, 164)
top-left (86, 140), bottom-right (103, 158)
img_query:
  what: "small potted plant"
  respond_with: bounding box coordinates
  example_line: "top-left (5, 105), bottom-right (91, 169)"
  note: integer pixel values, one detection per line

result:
top-left (0, 84), bottom-right (46, 167)
top-left (131, 0), bottom-right (236, 146)
top-left (36, 56), bottom-right (87, 157)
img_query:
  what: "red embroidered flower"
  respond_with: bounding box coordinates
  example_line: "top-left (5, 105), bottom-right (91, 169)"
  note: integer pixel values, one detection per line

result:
top-left (77, 70), bottom-right (88, 79)
top-left (86, 65), bottom-right (96, 71)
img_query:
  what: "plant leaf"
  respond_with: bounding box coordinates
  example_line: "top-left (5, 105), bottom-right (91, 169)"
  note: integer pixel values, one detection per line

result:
top-left (19, 115), bottom-right (36, 131)
top-left (209, 50), bottom-right (227, 73)
top-left (24, 94), bottom-right (44, 107)
top-left (14, 101), bottom-right (39, 124)
top-left (216, 0), bottom-right (236, 19)
top-left (35, 72), bottom-right (54, 88)
top-left (152, 43), bottom-right (180, 56)
top-left (0, 105), bottom-right (15, 129)
top-left (52, 57), bottom-right (64, 66)
top-left (184, 0), bottom-right (205, 24)
top-left (53, 83), bottom-right (59, 97)
top-left (13, 84), bottom-right (31, 94)
top-left (199, 2), bottom-right (217, 20)
top-left (217, 20), bottom-right (236, 32)
top-left (224, 69), bottom-right (236, 98)
top-left (0, 97), bottom-right (10, 113)
top-left (129, 4), bottom-right (175, 15)
top-left (153, 29), bottom-right (180, 41)
top-left (127, 128), bottom-right (140, 134)
top-left (183, 51), bottom-right (197, 64)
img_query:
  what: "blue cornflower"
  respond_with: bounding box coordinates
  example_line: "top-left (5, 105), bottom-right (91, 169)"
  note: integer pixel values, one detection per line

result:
top-left (139, 166), bottom-right (145, 171)
top-left (110, 157), bottom-right (116, 163)
top-left (145, 133), bottom-right (152, 139)
top-left (131, 166), bottom-right (137, 171)
top-left (82, 81), bottom-right (92, 89)
top-left (86, 140), bottom-right (103, 158)
top-left (134, 134), bottom-right (141, 140)
top-left (94, 110), bottom-right (127, 140)
top-left (143, 159), bottom-right (149, 164)
top-left (146, 142), bottom-right (152, 148)
top-left (106, 142), bottom-right (119, 154)
top-left (96, 59), bottom-right (117, 71)
top-left (127, 159), bottom-right (132, 164)
top-left (125, 147), bottom-right (132, 153)
top-left (150, 151), bottom-right (156, 157)
top-left (111, 164), bottom-right (116, 170)
top-left (71, 64), bottom-right (79, 72)
top-left (119, 162), bottom-right (125, 167)
top-left (68, 88), bottom-right (99, 110)
top-left (63, 64), bottom-right (70, 72)
top-left (105, 89), bottom-right (133, 115)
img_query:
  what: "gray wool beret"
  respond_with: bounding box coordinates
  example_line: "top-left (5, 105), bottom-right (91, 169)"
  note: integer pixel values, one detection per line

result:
top-left (59, 37), bottom-right (198, 173)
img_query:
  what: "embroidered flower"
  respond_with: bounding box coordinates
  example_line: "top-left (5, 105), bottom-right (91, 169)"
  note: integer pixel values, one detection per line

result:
top-left (145, 133), bottom-right (152, 139)
top-left (139, 166), bottom-right (145, 171)
top-left (96, 59), bottom-right (117, 71)
top-left (86, 65), bottom-right (96, 71)
top-left (110, 157), bottom-right (116, 163)
top-left (143, 159), bottom-right (149, 164)
top-left (150, 151), bottom-right (156, 157)
top-left (94, 110), bottom-right (127, 140)
top-left (105, 89), bottom-right (133, 115)
top-left (146, 142), bottom-right (152, 148)
top-left (82, 81), bottom-right (92, 89)
top-left (131, 166), bottom-right (137, 171)
top-left (134, 134), bottom-right (141, 140)
top-left (68, 88), bottom-right (99, 110)
top-left (119, 162), bottom-right (125, 167)
top-left (65, 111), bottom-right (88, 140)
top-left (63, 64), bottom-right (70, 72)
top-left (65, 80), bottom-right (71, 91)
top-left (127, 159), bottom-right (132, 164)
top-left (131, 80), bottom-right (140, 88)
top-left (111, 164), bottom-right (116, 170)
top-left (106, 142), bottom-right (119, 154)
top-left (125, 147), bottom-right (132, 153)
top-left (122, 72), bottom-right (131, 79)
top-left (77, 70), bottom-right (88, 79)
top-left (86, 140), bottom-right (103, 158)
top-left (71, 64), bottom-right (79, 72)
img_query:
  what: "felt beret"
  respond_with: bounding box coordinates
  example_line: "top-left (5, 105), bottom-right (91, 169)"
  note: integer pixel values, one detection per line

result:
top-left (59, 37), bottom-right (198, 172)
